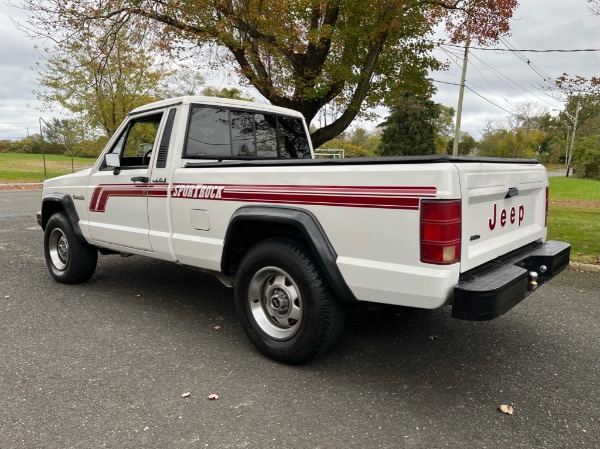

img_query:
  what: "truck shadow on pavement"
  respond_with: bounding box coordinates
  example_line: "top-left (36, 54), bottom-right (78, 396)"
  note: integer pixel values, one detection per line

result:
top-left (84, 254), bottom-right (576, 396)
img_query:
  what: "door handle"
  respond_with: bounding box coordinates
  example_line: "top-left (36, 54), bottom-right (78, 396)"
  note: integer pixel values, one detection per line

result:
top-left (131, 176), bottom-right (149, 183)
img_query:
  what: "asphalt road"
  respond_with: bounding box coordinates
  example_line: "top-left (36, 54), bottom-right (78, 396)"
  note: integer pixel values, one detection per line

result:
top-left (1, 190), bottom-right (599, 448)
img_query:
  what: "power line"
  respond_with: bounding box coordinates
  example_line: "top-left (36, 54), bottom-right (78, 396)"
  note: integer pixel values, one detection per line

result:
top-left (439, 46), bottom-right (511, 101)
top-left (466, 56), bottom-right (517, 109)
top-left (464, 86), bottom-right (518, 117)
top-left (431, 79), bottom-right (461, 87)
top-left (439, 39), bottom-right (561, 112)
top-left (499, 38), bottom-right (553, 82)
top-left (430, 78), bottom-right (518, 117)
top-left (467, 52), bottom-right (559, 110)
top-left (442, 43), bottom-right (600, 53)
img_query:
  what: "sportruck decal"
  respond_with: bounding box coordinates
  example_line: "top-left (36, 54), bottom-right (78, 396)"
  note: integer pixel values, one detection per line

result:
top-left (89, 183), bottom-right (437, 213)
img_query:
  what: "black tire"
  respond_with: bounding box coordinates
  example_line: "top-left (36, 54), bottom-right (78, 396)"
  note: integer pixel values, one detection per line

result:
top-left (43, 213), bottom-right (98, 284)
top-left (234, 237), bottom-right (346, 365)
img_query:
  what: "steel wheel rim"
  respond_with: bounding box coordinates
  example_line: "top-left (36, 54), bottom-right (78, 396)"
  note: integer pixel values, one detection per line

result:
top-left (248, 267), bottom-right (303, 340)
top-left (49, 228), bottom-right (69, 271)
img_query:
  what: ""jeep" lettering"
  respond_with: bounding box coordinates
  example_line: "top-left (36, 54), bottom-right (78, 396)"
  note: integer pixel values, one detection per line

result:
top-left (488, 203), bottom-right (524, 231)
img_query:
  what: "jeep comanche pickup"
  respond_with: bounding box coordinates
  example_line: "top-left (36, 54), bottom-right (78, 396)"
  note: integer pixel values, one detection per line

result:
top-left (38, 96), bottom-right (570, 364)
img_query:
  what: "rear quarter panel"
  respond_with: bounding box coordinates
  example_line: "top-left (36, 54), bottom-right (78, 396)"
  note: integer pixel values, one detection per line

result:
top-left (170, 163), bottom-right (462, 308)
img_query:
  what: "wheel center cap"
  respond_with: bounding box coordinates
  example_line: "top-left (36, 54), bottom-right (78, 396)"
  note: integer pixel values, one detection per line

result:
top-left (269, 288), bottom-right (290, 315)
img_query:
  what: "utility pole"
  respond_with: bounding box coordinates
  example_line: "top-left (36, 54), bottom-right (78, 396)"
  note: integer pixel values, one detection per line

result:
top-left (453, 26), bottom-right (471, 156)
top-left (564, 98), bottom-right (581, 178)
top-left (565, 126), bottom-right (571, 168)
top-left (38, 118), bottom-right (48, 180)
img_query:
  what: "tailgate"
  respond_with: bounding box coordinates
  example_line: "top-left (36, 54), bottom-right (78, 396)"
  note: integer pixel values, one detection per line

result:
top-left (457, 163), bottom-right (548, 273)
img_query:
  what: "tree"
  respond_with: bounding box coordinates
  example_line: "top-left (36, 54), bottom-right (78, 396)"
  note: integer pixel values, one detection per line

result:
top-left (319, 140), bottom-right (375, 158)
top-left (576, 137), bottom-right (600, 180)
top-left (434, 104), bottom-right (455, 138)
top-left (446, 132), bottom-right (476, 156)
top-left (478, 128), bottom-right (545, 159)
top-left (347, 127), bottom-right (381, 153)
top-left (162, 68), bottom-right (207, 97)
top-left (35, 21), bottom-right (167, 136)
top-left (43, 118), bottom-right (85, 171)
top-left (378, 93), bottom-right (440, 156)
top-left (21, 0), bottom-right (518, 147)
top-left (433, 104), bottom-right (455, 153)
top-left (43, 118), bottom-right (82, 149)
top-left (164, 68), bottom-right (253, 99)
top-left (201, 87), bottom-right (253, 101)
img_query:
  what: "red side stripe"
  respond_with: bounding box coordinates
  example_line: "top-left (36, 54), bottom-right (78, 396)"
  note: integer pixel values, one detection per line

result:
top-left (89, 183), bottom-right (436, 213)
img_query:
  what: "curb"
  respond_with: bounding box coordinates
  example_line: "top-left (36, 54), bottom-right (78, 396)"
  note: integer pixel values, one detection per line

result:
top-left (569, 262), bottom-right (600, 273)
top-left (0, 183), bottom-right (43, 191)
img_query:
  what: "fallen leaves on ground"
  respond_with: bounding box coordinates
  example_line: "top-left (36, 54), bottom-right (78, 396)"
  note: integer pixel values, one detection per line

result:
top-left (498, 404), bottom-right (514, 415)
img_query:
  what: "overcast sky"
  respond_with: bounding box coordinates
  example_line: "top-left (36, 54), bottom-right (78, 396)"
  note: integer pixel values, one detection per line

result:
top-left (1, 0), bottom-right (599, 141)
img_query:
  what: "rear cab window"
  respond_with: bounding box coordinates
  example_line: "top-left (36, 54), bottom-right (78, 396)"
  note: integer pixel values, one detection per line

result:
top-left (184, 104), bottom-right (311, 159)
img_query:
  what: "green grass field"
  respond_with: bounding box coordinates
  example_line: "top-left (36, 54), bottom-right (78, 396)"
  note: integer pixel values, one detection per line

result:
top-left (548, 176), bottom-right (600, 201)
top-left (548, 177), bottom-right (600, 264)
top-left (0, 153), bottom-right (97, 183)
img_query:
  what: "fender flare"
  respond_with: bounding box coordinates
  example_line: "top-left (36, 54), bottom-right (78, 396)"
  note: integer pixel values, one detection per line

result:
top-left (222, 205), bottom-right (357, 302)
top-left (39, 193), bottom-right (85, 241)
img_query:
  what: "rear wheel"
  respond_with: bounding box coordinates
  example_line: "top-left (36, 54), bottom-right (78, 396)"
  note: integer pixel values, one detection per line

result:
top-left (235, 238), bottom-right (345, 364)
top-left (44, 213), bottom-right (98, 284)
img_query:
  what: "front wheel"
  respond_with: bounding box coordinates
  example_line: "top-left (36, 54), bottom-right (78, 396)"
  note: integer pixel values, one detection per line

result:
top-left (234, 238), bottom-right (346, 365)
top-left (44, 213), bottom-right (98, 284)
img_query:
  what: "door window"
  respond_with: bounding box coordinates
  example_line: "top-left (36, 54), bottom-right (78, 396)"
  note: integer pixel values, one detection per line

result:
top-left (106, 113), bottom-right (163, 168)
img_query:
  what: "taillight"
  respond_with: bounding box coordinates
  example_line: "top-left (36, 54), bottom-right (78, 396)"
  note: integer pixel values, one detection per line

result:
top-left (420, 200), bottom-right (461, 265)
top-left (545, 186), bottom-right (549, 227)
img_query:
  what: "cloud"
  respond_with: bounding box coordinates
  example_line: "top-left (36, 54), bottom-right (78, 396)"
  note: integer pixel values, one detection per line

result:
top-left (432, 0), bottom-right (600, 137)
top-left (1, 0), bottom-right (599, 141)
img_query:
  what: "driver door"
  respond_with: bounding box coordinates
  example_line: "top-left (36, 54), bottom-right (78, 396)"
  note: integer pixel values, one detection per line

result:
top-left (87, 111), bottom-right (165, 251)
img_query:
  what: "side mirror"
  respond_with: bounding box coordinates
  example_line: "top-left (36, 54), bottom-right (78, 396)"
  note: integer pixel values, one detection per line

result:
top-left (105, 153), bottom-right (121, 168)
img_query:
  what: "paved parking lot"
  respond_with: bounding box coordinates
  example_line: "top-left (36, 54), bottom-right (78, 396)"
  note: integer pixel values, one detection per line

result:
top-left (1, 190), bottom-right (599, 448)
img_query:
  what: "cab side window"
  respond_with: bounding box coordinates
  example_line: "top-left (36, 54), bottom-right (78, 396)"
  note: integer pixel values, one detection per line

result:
top-left (184, 104), bottom-right (311, 159)
top-left (107, 113), bottom-right (163, 168)
top-left (254, 113), bottom-right (278, 157)
top-left (186, 107), bottom-right (231, 157)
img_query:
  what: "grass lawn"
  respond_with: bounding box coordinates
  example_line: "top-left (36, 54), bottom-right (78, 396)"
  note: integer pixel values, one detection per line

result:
top-left (548, 176), bottom-right (600, 201)
top-left (548, 177), bottom-right (600, 264)
top-left (0, 153), bottom-right (97, 183)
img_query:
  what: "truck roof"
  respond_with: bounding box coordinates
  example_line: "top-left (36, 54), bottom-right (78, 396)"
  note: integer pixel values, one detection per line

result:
top-left (128, 95), bottom-right (305, 118)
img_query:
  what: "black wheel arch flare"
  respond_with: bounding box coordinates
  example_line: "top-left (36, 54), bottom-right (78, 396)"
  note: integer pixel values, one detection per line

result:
top-left (39, 193), bottom-right (85, 241)
top-left (222, 206), bottom-right (357, 302)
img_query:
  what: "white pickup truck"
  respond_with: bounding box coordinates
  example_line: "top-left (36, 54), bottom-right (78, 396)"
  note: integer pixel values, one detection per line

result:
top-left (38, 96), bottom-right (570, 364)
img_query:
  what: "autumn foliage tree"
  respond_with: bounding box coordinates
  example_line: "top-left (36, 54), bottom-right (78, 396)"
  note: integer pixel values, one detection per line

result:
top-left (21, 0), bottom-right (517, 147)
top-left (35, 23), bottom-right (167, 136)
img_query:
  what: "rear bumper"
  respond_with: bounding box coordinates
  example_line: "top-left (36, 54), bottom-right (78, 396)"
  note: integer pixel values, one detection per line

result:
top-left (452, 240), bottom-right (571, 321)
